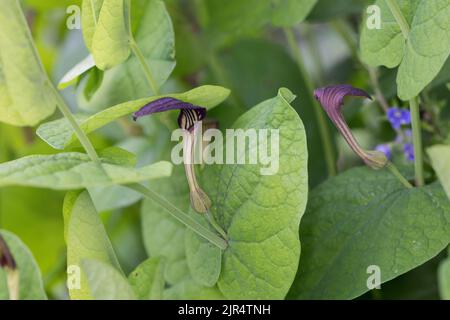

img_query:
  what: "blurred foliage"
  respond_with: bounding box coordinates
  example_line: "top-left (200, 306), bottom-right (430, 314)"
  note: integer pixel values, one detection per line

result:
top-left (1, 0), bottom-right (449, 300)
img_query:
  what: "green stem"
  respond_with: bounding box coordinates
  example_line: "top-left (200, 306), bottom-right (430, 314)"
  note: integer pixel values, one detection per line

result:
top-left (385, 1), bottom-right (423, 186)
top-left (386, 162), bottom-right (413, 189)
top-left (130, 40), bottom-right (159, 95)
top-left (367, 67), bottom-right (389, 113)
top-left (206, 210), bottom-right (228, 241)
top-left (409, 98), bottom-right (424, 186)
top-left (283, 27), bottom-right (336, 176)
top-left (51, 84), bottom-right (101, 164)
top-left (126, 0), bottom-right (159, 95)
top-left (385, 0), bottom-right (410, 38)
top-left (127, 183), bottom-right (228, 250)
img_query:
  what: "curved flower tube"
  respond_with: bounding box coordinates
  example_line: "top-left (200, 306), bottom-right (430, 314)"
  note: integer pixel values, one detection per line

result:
top-left (314, 85), bottom-right (388, 170)
top-left (133, 97), bottom-right (211, 213)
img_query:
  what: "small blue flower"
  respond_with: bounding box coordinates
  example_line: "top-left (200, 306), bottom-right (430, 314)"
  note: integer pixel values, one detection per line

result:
top-left (387, 107), bottom-right (411, 130)
top-left (375, 144), bottom-right (392, 160)
top-left (403, 143), bottom-right (414, 161)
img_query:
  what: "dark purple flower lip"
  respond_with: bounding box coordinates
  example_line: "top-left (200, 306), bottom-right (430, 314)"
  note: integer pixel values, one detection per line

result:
top-left (314, 84), bottom-right (388, 169)
top-left (314, 84), bottom-right (372, 113)
top-left (0, 235), bottom-right (16, 270)
top-left (133, 97), bottom-right (206, 131)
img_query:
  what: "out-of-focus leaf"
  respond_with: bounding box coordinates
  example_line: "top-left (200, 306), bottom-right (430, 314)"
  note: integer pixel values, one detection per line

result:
top-left (58, 55), bottom-right (96, 90)
top-left (428, 144), bottom-right (450, 201)
top-left (37, 85), bottom-right (230, 150)
top-left (0, 152), bottom-right (172, 190)
top-left (141, 165), bottom-right (190, 284)
top-left (360, 0), bottom-right (450, 100)
top-left (0, 0), bottom-right (58, 126)
top-left (163, 278), bottom-right (224, 300)
top-left (271, 0), bottom-right (318, 26)
top-left (204, 0), bottom-right (317, 32)
top-left (307, 0), bottom-right (371, 21)
top-left (185, 213), bottom-right (222, 287)
top-left (0, 230), bottom-right (47, 300)
top-left (78, 0), bottom-right (176, 109)
top-left (210, 39), bottom-right (329, 186)
top-left (128, 257), bottom-right (165, 299)
top-left (91, 0), bottom-right (131, 70)
top-left (82, 0), bottom-right (104, 51)
top-left (438, 257), bottom-right (450, 300)
top-left (81, 259), bottom-right (135, 300)
top-left (64, 190), bottom-right (121, 299)
top-left (289, 167), bottom-right (450, 299)
top-left (2, 187), bottom-right (65, 274)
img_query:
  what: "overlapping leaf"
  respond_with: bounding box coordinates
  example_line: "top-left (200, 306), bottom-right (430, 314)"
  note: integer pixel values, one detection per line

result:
top-left (289, 167), bottom-right (450, 299)
top-left (360, 0), bottom-right (450, 100)
top-left (0, 0), bottom-right (58, 126)
top-left (0, 151), bottom-right (172, 190)
top-left (0, 230), bottom-right (47, 300)
top-left (37, 85), bottom-right (230, 150)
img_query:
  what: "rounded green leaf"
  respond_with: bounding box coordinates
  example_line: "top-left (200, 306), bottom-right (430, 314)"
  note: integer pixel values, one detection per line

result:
top-left (289, 167), bottom-right (450, 299)
top-left (204, 88), bottom-right (308, 299)
top-left (0, 0), bottom-right (58, 126)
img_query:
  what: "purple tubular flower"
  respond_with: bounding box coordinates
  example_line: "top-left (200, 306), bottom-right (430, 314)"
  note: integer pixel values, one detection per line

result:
top-left (387, 107), bottom-right (411, 130)
top-left (314, 84), bottom-right (388, 169)
top-left (133, 97), bottom-right (206, 131)
top-left (403, 143), bottom-right (414, 161)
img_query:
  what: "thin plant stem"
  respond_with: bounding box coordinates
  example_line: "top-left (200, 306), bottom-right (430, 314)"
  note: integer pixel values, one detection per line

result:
top-left (283, 27), bottom-right (336, 176)
top-left (206, 209), bottom-right (228, 241)
top-left (386, 162), bottom-right (413, 189)
top-left (409, 98), bottom-right (424, 186)
top-left (127, 183), bottom-right (228, 250)
top-left (385, 0), bottom-right (410, 38)
top-left (331, 20), bottom-right (389, 113)
top-left (50, 84), bottom-right (101, 164)
top-left (384, 2), bottom-right (424, 186)
top-left (367, 67), bottom-right (389, 113)
top-left (130, 40), bottom-right (159, 95)
top-left (126, 0), bottom-right (159, 95)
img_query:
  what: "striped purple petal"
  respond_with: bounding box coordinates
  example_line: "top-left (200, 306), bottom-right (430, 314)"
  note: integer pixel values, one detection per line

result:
top-left (133, 97), bottom-right (206, 131)
top-left (314, 85), bottom-right (387, 169)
